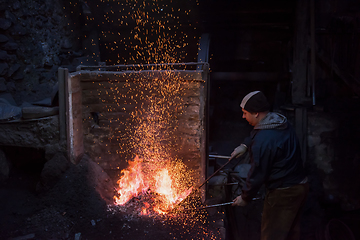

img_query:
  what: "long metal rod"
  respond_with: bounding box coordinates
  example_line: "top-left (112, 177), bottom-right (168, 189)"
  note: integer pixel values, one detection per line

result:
top-left (209, 154), bottom-right (231, 159)
top-left (195, 202), bottom-right (233, 210)
top-left (198, 156), bottom-right (234, 188)
top-left (77, 62), bottom-right (207, 70)
top-left (167, 156), bottom-right (234, 212)
top-left (186, 198), bottom-right (262, 211)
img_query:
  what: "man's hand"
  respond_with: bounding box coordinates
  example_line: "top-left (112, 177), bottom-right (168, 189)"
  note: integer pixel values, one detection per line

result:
top-left (232, 195), bottom-right (248, 207)
top-left (230, 144), bottom-right (247, 159)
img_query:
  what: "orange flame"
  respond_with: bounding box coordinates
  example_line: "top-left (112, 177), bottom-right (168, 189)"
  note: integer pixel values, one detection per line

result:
top-left (114, 155), bottom-right (149, 205)
top-left (114, 155), bottom-right (193, 214)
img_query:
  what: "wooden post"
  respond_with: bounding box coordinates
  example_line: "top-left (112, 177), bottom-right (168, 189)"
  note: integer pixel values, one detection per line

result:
top-left (58, 67), bottom-right (68, 142)
top-left (67, 73), bottom-right (84, 164)
top-left (197, 34), bottom-right (211, 202)
top-left (295, 107), bottom-right (307, 164)
top-left (310, 0), bottom-right (316, 105)
top-left (292, 0), bottom-right (310, 105)
top-left (202, 63), bottom-right (210, 203)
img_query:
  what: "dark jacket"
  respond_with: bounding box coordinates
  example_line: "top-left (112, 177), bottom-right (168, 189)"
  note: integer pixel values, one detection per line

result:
top-left (241, 112), bottom-right (306, 202)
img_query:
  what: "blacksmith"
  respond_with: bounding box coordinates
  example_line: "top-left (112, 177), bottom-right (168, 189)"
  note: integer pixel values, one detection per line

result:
top-left (231, 90), bottom-right (309, 240)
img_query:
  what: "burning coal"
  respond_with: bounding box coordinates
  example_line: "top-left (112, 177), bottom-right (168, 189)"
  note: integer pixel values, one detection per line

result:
top-left (114, 155), bottom-right (193, 215)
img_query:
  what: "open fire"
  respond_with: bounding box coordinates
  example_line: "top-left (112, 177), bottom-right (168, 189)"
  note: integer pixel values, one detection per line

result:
top-left (67, 0), bottom-right (206, 221)
top-left (114, 155), bottom-right (193, 215)
top-left (56, 0), bottom-right (223, 238)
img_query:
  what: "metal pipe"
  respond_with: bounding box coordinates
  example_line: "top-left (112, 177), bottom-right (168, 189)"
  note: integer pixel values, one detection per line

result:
top-left (77, 62), bottom-right (208, 70)
top-left (210, 182), bottom-right (239, 186)
top-left (198, 156), bottom-right (234, 188)
top-left (194, 202), bottom-right (233, 210)
top-left (209, 154), bottom-right (231, 159)
top-left (186, 197), bottom-right (262, 211)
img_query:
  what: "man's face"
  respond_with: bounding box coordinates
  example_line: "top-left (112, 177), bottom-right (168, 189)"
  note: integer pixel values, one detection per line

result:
top-left (242, 109), bottom-right (258, 126)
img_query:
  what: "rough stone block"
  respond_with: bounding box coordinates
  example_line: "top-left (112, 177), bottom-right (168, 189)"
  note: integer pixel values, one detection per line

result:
top-left (37, 152), bottom-right (70, 192)
top-left (0, 18), bottom-right (11, 30)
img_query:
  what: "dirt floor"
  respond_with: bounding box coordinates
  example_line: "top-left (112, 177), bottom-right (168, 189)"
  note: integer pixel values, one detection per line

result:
top-left (0, 156), bottom-right (223, 240)
top-left (2, 151), bottom-right (360, 240)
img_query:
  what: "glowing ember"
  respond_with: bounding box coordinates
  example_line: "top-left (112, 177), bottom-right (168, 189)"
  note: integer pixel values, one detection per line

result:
top-left (114, 155), bottom-right (193, 214)
top-left (114, 155), bottom-right (148, 205)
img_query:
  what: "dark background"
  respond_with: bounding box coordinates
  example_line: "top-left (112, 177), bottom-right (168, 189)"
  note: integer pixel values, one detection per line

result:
top-left (1, 0), bottom-right (360, 239)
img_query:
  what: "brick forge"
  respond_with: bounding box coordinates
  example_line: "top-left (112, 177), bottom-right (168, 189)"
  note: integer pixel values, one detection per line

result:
top-left (62, 64), bottom-right (209, 195)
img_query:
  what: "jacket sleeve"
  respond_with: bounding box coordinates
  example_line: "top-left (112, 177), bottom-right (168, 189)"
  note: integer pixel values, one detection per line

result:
top-left (241, 133), bottom-right (274, 202)
top-left (242, 136), bottom-right (252, 148)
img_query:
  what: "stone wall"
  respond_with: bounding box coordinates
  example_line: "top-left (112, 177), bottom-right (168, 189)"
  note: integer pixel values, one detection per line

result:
top-left (307, 108), bottom-right (360, 211)
top-left (0, 0), bottom-right (81, 106)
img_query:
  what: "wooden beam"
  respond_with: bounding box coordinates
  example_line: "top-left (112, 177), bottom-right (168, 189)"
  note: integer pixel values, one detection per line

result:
top-left (58, 68), bottom-right (67, 142)
top-left (210, 72), bottom-right (290, 81)
top-left (67, 73), bottom-right (84, 164)
top-left (292, 0), bottom-right (311, 104)
top-left (71, 70), bottom-right (204, 82)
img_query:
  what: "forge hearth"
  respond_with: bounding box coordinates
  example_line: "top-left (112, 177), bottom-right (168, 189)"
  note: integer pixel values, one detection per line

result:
top-left (59, 63), bottom-right (209, 192)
